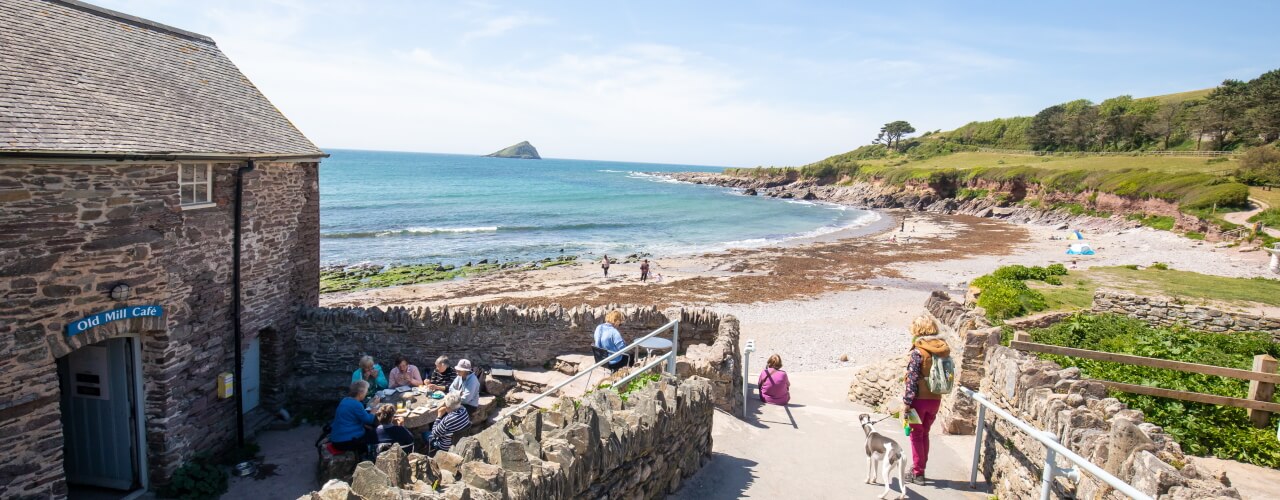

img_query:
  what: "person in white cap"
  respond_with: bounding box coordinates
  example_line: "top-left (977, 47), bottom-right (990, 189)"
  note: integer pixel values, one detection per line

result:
top-left (447, 358), bottom-right (481, 415)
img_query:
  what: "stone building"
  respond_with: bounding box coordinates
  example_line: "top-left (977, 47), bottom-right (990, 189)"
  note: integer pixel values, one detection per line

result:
top-left (0, 1), bottom-right (324, 498)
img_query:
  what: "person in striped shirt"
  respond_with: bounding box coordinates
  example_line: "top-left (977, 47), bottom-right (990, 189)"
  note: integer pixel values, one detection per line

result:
top-left (426, 392), bottom-right (471, 455)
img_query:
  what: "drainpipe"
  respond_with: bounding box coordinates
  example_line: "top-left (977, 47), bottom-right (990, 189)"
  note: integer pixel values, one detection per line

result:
top-left (232, 160), bottom-right (255, 447)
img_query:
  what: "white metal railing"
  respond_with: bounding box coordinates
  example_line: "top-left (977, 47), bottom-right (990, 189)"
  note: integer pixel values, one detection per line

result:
top-left (960, 387), bottom-right (1153, 500)
top-left (495, 319), bottom-right (680, 422)
top-left (742, 339), bottom-right (756, 416)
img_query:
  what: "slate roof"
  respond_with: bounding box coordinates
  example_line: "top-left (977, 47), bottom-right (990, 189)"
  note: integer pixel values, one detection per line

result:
top-left (0, 0), bottom-right (324, 157)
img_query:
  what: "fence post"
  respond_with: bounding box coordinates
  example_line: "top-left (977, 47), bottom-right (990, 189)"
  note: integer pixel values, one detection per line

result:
top-left (1248, 354), bottom-right (1278, 428)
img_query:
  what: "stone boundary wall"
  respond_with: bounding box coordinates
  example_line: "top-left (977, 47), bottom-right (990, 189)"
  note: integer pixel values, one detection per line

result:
top-left (291, 304), bottom-right (743, 415)
top-left (1092, 289), bottom-right (1280, 342)
top-left (847, 291), bottom-right (996, 434)
top-left (300, 375), bottom-right (715, 500)
top-left (978, 342), bottom-right (1239, 499)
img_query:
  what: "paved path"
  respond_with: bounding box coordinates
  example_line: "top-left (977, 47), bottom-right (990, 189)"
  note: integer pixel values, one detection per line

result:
top-left (673, 368), bottom-right (989, 499)
top-left (1223, 198), bottom-right (1280, 237)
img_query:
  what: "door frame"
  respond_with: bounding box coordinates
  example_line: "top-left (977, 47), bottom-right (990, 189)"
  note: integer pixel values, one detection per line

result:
top-left (61, 333), bottom-right (150, 496)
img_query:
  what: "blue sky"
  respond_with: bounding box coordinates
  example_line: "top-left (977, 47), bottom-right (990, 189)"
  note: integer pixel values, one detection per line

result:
top-left (95, 0), bottom-right (1280, 166)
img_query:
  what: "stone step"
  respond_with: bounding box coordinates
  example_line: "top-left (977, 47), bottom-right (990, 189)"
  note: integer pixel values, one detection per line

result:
top-left (504, 391), bottom-right (560, 410)
top-left (511, 367), bottom-right (599, 400)
top-left (551, 353), bottom-right (595, 375)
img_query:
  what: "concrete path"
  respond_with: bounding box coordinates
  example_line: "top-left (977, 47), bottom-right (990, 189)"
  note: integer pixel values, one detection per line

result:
top-left (672, 368), bottom-right (990, 500)
top-left (222, 424), bottom-right (321, 500)
top-left (1223, 198), bottom-right (1280, 237)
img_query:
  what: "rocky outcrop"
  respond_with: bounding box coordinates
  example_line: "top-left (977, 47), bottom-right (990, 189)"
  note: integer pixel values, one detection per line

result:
top-left (485, 141), bottom-right (541, 159)
top-left (665, 172), bottom-right (1232, 240)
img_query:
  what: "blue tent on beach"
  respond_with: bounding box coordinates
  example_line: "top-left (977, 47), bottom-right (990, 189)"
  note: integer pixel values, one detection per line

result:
top-left (1066, 243), bottom-right (1095, 255)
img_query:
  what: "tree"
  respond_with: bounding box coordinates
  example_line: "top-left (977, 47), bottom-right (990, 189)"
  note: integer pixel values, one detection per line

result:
top-left (1143, 101), bottom-right (1185, 150)
top-left (1246, 70), bottom-right (1280, 143)
top-left (874, 120), bottom-right (916, 150)
top-left (1028, 104), bottom-right (1066, 150)
top-left (1060, 99), bottom-right (1099, 151)
top-left (1198, 79), bottom-right (1249, 149)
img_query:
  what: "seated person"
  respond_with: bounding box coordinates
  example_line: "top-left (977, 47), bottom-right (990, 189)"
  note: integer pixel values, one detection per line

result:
top-left (329, 380), bottom-right (380, 454)
top-left (373, 404), bottom-right (415, 453)
top-left (593, 310), bottom-right (633, 368)
top-left (352, 355), bottom-right (388, 393)
top-left (388, 354), bottom-right (423, 388)
top-left (447, 359), bottom-right (481, 415)
top-left (758, 354), bottom-right (791, 405)
top-left (425, 393), bottom-right (471, 456)
top-left (425, 355), bottom-right (457, 392)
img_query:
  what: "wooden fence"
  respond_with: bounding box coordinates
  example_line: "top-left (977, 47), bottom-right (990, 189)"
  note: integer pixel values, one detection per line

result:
top-left (974, 148), bottom-right (1238, 158)
top-left (1011, 332), bottom-right (1279, 428)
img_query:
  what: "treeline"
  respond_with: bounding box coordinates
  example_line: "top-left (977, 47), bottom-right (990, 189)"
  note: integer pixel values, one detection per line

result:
top-left (936, 68), bottom-right (1280, 152)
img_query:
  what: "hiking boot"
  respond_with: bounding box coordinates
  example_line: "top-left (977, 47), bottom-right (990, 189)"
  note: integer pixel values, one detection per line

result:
top-left (909, 473), bottom-right (926, 485)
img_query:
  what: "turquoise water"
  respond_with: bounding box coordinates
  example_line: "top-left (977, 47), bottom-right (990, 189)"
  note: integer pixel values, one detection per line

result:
top-left (320, 149), bottom-right (876, 265)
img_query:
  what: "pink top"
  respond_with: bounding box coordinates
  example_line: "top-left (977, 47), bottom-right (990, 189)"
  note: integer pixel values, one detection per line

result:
top-left (388, 365), bottom-right (423, 388)
top-left (758, 367), bottom-right (790, 405)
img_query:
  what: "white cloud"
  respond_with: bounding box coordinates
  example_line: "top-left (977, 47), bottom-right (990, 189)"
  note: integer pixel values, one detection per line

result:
top-left (462, 15), bottom-right (547, 42)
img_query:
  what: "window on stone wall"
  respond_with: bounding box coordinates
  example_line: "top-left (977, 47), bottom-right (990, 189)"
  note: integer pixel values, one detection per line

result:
top-left (178, 163), bottom-right (213, 208)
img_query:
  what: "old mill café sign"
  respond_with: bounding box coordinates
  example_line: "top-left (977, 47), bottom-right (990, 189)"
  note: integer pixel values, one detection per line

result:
top-left (66, 306), bottom-right (163, 337)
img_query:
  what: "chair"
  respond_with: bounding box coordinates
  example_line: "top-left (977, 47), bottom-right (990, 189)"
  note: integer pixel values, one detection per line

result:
top-left (314, 423), bottom-right (333, 463)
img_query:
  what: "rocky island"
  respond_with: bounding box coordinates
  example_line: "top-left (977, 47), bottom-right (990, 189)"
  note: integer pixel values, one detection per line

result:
top-left (484, 140), bottom-right (541, 159)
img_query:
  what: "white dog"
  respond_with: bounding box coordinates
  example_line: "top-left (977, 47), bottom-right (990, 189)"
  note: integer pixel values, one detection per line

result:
top-left (859, 413), bottom-right (907, 499)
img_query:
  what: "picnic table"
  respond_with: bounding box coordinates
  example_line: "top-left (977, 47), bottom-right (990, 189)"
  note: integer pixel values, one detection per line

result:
top-left (371, 387), bottom-right (444, 433)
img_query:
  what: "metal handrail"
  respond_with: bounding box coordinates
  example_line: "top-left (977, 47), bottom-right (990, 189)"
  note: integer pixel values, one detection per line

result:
top-left (960, 387), bottom-right (1153, 500)
top-left (495, 319), bottom-right (680, 421)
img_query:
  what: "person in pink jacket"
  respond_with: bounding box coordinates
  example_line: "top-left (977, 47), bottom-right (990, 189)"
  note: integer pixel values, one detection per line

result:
top-left (758, 354), bottom-right (791, 405)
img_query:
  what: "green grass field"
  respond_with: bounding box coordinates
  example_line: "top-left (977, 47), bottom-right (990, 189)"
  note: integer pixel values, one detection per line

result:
top-left (1028, 266), bottom-right (1280, 314)
top-left (1147, 87), bottom-right (1214, 104)
top-left (856, 151), bottom-right (1238, 173)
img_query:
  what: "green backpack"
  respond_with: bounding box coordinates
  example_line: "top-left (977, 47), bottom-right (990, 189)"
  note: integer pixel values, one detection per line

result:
top-left (926, 354), bottom-right (956, 394)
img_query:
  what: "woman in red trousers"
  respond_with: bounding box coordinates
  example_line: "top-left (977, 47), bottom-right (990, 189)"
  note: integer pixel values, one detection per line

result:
top-left (902, 315), bottom-right (950, 485)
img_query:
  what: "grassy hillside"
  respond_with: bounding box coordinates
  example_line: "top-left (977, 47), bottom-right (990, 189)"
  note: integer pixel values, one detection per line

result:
top-left (854, 151), bottom-right (1237, 173)
top-left (1148, 87), bottom-right (1214, 104)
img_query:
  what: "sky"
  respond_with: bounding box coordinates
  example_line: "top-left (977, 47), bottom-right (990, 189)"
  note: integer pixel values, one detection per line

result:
top-left (95, 0), bottom-right (1280, 167)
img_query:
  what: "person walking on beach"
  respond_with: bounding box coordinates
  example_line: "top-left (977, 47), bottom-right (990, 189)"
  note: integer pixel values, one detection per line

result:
top-left (640, 259), bottom-right (651, 281)
top-left (601, 255), bottom-right (611, 277)
top-left (902, 315), bottom-right (953, 486)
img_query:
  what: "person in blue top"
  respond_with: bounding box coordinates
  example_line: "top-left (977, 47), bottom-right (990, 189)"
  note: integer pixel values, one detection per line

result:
top-left (593, 311), bottom-right (633, 369)
top-left (330, 380), bottom-right (381, 454)
top-left (352, 355), bottom-right (388, 393)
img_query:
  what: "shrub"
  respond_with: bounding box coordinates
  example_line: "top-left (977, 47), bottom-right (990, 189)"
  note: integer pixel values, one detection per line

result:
top-left (1185, 231), bottom-right (1206, 240)
top-left (158, 453), bottom-right (227, 500)
top-left (1235, 145), bottom-right (1280, 186)
top-left (1150, 262), bottom-right (1170, 270)
top-left (1030, 314), bottom-right (1280, 468)
top-left (972, 277), bottom-right (1046, 320)
top-left (1046, 263), bottom-right (1068, 276)
top-left (1248, 208), bottom-right (1280, 227)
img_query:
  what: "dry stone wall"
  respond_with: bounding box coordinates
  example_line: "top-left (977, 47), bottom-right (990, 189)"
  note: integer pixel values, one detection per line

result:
top-left (1092, 289), bottom-right (1280, 342)
top-left (299, 374), bottom-right (716, 500)
top-left (292, 305), bottom-right (743, 414)
top-left (0, 160), bottom-right (319, 496)
top-left (978, 343), bottom-right (1240, 499)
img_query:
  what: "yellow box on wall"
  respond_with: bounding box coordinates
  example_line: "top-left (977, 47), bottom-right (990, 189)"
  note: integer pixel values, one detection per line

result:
top-left (217, 372), bottom-right (234, 399)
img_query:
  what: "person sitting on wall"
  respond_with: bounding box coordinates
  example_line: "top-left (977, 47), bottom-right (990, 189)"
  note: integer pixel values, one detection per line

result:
top-left (424, 393), bottom-right (471, 456)
top-left (758, 354), bottom-right (791, 405)
top-left (424, 355), bottom-right (457, 392)
top-left (593, 310), bottom-right (634, 369)
top-left (388, 354), bottom-right (423, 388)
top-left (373, 404), bottom-right (415, 453)
top-left (329, 380), bottom-right (380, 455)
top-left (447, 359), bottom-right (481, 415)
top-left (352, 355), bottom-right (388, 393)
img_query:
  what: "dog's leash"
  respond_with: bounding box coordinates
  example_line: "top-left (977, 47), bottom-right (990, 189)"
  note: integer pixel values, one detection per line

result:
top-left (867, 414), bottom-right (894, 426)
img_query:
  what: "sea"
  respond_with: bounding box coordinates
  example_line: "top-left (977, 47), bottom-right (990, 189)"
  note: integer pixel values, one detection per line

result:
top-left (320, 149), bottom-right (878, 266)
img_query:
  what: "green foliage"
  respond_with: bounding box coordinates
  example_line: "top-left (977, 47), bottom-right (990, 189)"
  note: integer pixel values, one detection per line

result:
top-left (319, 257), bottom-right (577, 293)
top-left (1184, 231), bottom-right (1206, 240)
top-left (971, 265), bottom-right (1069, 320)
top-left (957, 187), bottom-right (989, 200)
top-left (615, 371), bottom-right (663, 403)
top-left (1126, 213), bottom-right (1177, 231)
top-left (1030, 314), bottom-right (1280, 468)
top-left (1248, 207), bottom-right (1280, 226)
top-left (158, 453), bottom-right (227, 500)
top-left (1150, 262), bottom-right (1170, 270)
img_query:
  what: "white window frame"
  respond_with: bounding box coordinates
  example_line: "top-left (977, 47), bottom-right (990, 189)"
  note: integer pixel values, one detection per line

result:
top-left (178, 163), bottom-right (215, 210)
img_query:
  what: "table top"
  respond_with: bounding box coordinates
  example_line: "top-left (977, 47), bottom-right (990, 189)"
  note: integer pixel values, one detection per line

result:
top-left (638, 337), bottom-right (673, 349)
top-left (370, 387), bottom-right (444, 431)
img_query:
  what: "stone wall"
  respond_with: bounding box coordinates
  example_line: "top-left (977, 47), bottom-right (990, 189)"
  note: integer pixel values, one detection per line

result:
top-left (291, 305), bottom-right (742, 414)
top-left (0, 160), bottom-right (319, 496)
top-left (1093, 289), bottom-right (1280, 342)
top-left (977, 343), bottom-right (1240, 499)
top-left (847, 291), bottom-right (996, 434)
top-left (300, 374), bottom-right (716, 500)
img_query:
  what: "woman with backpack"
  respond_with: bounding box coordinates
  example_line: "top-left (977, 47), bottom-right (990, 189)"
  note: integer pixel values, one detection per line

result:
top-left (902, 315), bottom-right (953, 486)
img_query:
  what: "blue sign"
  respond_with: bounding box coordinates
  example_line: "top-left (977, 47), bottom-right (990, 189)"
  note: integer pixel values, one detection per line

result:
top-left (66, 306), bottom-right (164, 337)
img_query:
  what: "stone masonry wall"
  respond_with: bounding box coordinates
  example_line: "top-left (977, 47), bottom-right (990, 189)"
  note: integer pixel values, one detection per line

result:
top-left (300, 374), bottom-right (715, 500)
top-left (978, 343), bottom-right (1240, 499)
top-left (1092, 289), bottom-right (1280, 342)
top-left (0, 160), bottom-right (319, 497)
top-left (291, 305), bottom-right (742, 413)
